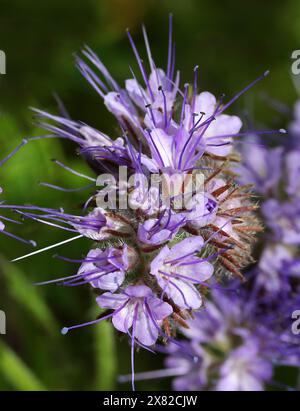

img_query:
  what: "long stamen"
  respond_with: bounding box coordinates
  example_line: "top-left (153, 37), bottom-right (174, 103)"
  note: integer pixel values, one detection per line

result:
top-left (192, 65), bottom-right (199, 112)
top-left (1, 230), bottom-right (36, 247)
top-left (0, 139), bottom-right (28, 166)
top-left (75, 57), bottom-right (106, 98)
top-left (144, 300), bottom-right (197, 360)
top-left (82, 46), bottom-right (120, 91)
top-left (206, 128), bottom-right (286, 141)
top-left (118, 367), bottom-right (184, 383)
top-left (170, 43), bottom-right (176, 85)
top-left (131, 304), bottom-right (139, 391)
top-left (127, 30), bottom-right (154, 101)
top-left (39, 182), bottom-right (94, 193)
top-left (158, 86), bottom-right (169, 128)
top-left (61, 311), bottom-right (114, 335)
top-left (14, 210), bottom-right (78, 233)
top-left (52, 159), bottom-right (96, 181)
top-left (182, 95), bottom-right (225, 169)
top-left (177, 111), bottom-right (205, 169)
top-left (180, 83), bottom-right (189, 125)
top-left (145, 129), bottom-right (165, 167)
top-left (142, 25), bottom-right (155, 73)
top-left (166, 13), bottom-right (173, 80)
top-left (128, 67), bottom-right (154, 126)
top-left (218, 70), bottom-right (269, 114)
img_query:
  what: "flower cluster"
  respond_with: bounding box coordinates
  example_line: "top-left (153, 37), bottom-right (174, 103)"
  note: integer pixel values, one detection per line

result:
top-left (132, 287), bottom-right (299, 391)
top-left (237, 104), bottom-right (300, 291)
top-left (8, 17), bottom-right (274, 389)
top-left (139, 99), bottom-right (300, 391)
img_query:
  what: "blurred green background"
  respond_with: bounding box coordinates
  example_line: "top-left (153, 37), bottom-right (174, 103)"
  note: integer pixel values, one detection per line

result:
top-left (0, 0), bottom-right (299, 390)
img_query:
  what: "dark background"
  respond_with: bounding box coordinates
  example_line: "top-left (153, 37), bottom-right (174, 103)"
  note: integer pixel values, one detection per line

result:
top-left (0, 0), bottom-right (299, 390)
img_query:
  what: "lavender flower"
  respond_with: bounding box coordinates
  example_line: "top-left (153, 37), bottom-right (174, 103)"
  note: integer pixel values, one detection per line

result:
top-left (129, 289), bottom-right (299, 391)
top-left (262, 199), bottom-right (300, 244)
top-left (237, 139), bottom-right (283, 195)
top-left (96, 285), bottom-right (173, 346)
top-left (150, 236), bottom-right (213, 309)
top-left (215, 340), bottom-right (272, 391)
top-left (9, 16), bottom-right (272, 389)
top-left (116, 96), bottom-right (300, 390)
top-left (76, 245), bottom-right (138, 291)
top-left (137, 212), bottom-right (185, 248)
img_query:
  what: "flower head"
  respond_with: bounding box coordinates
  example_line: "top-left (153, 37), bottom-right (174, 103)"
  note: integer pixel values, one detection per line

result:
top-left (132, 288), bottom-right (299, 391)
top-left (150, 236), bottom-right (213, 309)
top-left (97, 284), bottom-right (173, 346)
top-left (10, 16), bottom-right (268, 389)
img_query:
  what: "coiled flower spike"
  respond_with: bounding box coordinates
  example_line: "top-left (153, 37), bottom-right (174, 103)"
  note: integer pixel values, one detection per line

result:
top-left (9, 16), bottom-right (284, 389)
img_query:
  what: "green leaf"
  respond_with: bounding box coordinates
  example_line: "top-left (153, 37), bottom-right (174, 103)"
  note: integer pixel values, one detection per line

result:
top-left (0, 340), bottom-right (46, 390)
top-left (93, 319), bottom-right (117, 390)
top-left (0, 258), bottom-right (59, 336)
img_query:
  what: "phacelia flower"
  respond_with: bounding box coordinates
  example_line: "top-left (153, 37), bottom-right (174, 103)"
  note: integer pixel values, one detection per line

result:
top-left (10, 16), bottom-right (271, 389)
top-left (76, 245), bottom-right (138, 291)
top-left (129, 288), bottom-right (299, 391)
top-left (150, 236), bottom-right (213, 309)
top-left (96, 284), bottom-right (173, 346)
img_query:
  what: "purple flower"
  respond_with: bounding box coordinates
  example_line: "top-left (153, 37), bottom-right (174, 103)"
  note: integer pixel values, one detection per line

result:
top-left (262, 199), bottom-right (300, 244)
top-left (285, 150), bottom-right (300, 197)
top-left (73, 207), bottom-right (133, 240)
top-left (289, 100), bottom-right (300, 146)
top-left (11, 17), bottom-right (264, 341)
top-left (131, 288), bottom-right (300, 391)
top-left (150, 236), bottom-right (213, 309)
top-left (182, 91), bottom-right (242, 157)
top-left (97, 284), bottom-right (173, 346)
top-left (15, 206), bottom-right (133, 241)
top-left (237, 141), bottom-right (283, 195)
top-left (236, 126), bottom-right (300, 299)
top-left (75, 245), bottom-right (138, 291)
top-left (9, 16), bottom-right (269, 390)
top-left (256, 244), bottom-right (295, 293)
top-left (137, 211), bottom-right (185, 248)
top-left (216, 340), bottom-right (272, 391)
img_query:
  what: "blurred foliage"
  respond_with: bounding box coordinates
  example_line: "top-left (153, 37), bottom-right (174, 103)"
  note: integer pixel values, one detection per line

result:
top-left (0, 0), bottom-right (299, 390)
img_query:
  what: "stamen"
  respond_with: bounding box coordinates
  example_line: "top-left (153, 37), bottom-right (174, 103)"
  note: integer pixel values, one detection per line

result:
top-left (126, 30), bottom-right (154, 100)
top-left (158, 85), bottom-right (169, 128)
top-left (218, 70), bottom-right (270, 115)
top-left (0, 139), bottom-right (28, 166)
top-left (14, 210), bottom-right (78, 233)
top-left (82, 46), bottom-right (120, 91)
top-left (142, 25), bottom-right (155, 73)
top-left (118, 367), bottom-right (184, 383)
top-left (170, 43), bottom-right (176, 85)
top-left (75, 57), bottom-right (106, 98)
top-left (206, 128), bottom-right (287, 141)
top-left (61, 311), bottom-right (114, 335)
top-left (39, 182), bottom-right (94, 192)
top-left (180, 83), bottom-right (189, 125)
top-left (166, 13), bottom-right (173, 80)
top-left (192, 65), bottom-right (199, 112)
top-left (1, 230), bottom-right (36, 247)
top-left (51, 159), bottom-right (96, 181)
top-left (131, 304), bottom-right (139, 391)
top-left (144, 300), bottom-right (195, 358)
